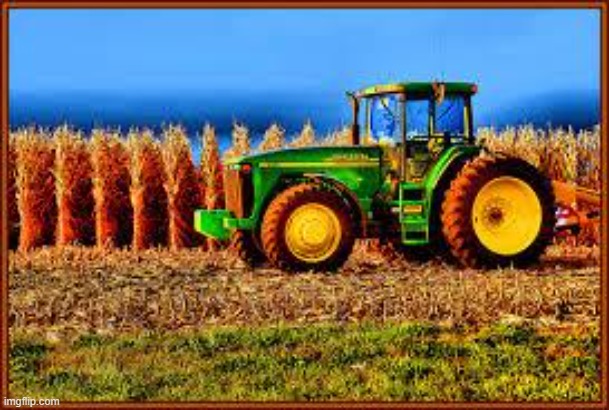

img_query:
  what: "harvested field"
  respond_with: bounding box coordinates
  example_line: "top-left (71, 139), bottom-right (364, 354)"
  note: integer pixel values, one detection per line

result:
top-left (8, 243), bottom-right (601, 402)
top-left (8, 244), bottom-right (600, 337)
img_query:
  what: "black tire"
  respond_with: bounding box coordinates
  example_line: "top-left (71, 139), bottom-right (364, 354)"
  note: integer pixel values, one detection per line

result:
top-left (261, 183), bottom-right (355, 272)
top-left (441, 155), bottom-right (555, 268)
top-left (229, 230), bottom-right (266, 267)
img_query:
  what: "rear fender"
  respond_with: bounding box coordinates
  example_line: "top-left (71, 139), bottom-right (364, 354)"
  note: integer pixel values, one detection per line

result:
top-left (424, 146), bottom-right (480, 239)
top-left (424, 146), bottom-right (481, 197)
top-left (275, 174), bottom-right (367, 237)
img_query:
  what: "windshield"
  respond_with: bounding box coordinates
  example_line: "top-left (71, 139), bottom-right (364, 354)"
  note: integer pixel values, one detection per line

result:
top-left (367, 93), bottom-right (467, 141)
top-left (406, 99), bottom-right (430, 138)
top-left (435, 96), bottom-right (466, 135)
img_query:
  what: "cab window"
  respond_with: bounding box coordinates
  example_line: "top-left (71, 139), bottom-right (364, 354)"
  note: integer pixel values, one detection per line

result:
top-left (434, 96), bottom-right (466, 136)
top-left (406, 99), bottom-right (431, 138)
top-left (369, 94), bottom-right (401, 142)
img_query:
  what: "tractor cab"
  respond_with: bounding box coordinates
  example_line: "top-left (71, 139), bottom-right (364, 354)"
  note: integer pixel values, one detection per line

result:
top-left (347, 82), bottom-right (479, 246)
top-left (349, 82), bottom-right (477, 182)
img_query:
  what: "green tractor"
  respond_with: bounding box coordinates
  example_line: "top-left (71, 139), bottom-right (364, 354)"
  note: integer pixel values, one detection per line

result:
top-left (194, 82), bottom-right (555, 271)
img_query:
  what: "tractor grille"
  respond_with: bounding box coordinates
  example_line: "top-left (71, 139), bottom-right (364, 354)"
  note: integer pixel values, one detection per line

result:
top-left (224, 168), bottom-right (243, 218)
top-left (223, 167), bottom-right (254, 219)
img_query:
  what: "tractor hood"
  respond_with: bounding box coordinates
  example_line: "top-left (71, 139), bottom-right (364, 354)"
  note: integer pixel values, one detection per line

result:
top-left (225, 146), bottom-right (385, 168)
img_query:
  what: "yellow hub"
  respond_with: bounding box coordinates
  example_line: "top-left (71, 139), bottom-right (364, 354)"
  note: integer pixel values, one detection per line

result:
top-left (472, 176), bottom-right (542, 256)
top-left (285, 203), bottom-right (342, 263)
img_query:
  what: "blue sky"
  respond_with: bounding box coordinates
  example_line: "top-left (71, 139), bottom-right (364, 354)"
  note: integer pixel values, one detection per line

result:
top-left (8, 8), bottom-right (601, 132)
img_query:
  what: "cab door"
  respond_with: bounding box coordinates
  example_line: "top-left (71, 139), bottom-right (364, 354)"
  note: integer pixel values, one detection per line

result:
top-left (398, 96), bottom-right (432, 245)
top-left (368, 93), bottom-right (405, 174)
top-left (367, 93), bottom-right (430, 245)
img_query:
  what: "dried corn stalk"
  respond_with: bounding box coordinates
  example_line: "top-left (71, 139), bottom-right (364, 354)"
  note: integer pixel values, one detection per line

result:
top-left (15, 128), bottom-right (57, 250)
top-left (258, 123), bottom-right (285, 152)
top-left (90, 129), bottom-right (133, 248)
top-left (320, 125), bottom-right (353, 146)
top-left (290, 120), bottom-right (316, 148)
top-left (8, 134), bottom-right (19, 249)
top-left (129, 129), bottom-right (169, 250)
top-left (162, 125), bottom-right (202, 249)
top-left (200, 124), bottom-right (224, 250)
top-left (224, 122), bottom-right (250, 159)
top-left (54, 126), bottom-right (95, 246)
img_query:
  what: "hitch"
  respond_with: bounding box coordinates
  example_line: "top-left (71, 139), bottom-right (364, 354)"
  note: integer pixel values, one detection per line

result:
top-left (552, 180), bottom-right (600, 234)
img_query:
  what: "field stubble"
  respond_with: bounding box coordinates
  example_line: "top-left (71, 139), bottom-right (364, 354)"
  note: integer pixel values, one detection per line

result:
top-left (9, 243), bottom-right (600, 339)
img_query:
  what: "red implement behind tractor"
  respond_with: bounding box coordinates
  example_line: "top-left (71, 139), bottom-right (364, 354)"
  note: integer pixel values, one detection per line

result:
top-left (553, 181), bottom-right (601, 237)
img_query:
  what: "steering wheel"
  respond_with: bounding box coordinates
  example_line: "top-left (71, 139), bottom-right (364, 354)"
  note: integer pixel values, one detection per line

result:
top-left (427, 132), bottom-right (451, 155)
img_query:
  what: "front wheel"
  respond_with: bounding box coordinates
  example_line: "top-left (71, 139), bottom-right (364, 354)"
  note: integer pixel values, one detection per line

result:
top-left (441, 156), bottom-right (555, 268)
top-left (230, 230), bottom-right (265, 267)
top-left (261, 183), bottom-right (355, 272)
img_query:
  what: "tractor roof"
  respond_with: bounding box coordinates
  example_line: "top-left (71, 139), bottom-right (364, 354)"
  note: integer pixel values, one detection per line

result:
top-left (355, 82), bottom-right (477, 98)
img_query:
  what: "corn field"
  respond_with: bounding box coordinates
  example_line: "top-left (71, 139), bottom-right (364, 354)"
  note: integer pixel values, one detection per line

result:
top-left (6, 123), bottom-right (601, 252)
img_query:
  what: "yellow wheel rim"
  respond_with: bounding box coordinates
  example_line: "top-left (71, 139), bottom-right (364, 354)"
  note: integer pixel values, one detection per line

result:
top-left (285, 203), bottom-right (342, 263)
top-left (472, 176), bottom-right (542, 256)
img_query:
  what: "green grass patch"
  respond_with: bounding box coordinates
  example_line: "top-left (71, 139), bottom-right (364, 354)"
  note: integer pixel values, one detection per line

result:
top-left (9, 322), bottom-right (599, 401)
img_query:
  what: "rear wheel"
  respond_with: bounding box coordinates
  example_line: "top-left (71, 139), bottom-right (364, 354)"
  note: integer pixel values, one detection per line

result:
top-left (261, 183), bottom-right (355, 271)
top-left (441, 156), bottom-right (555, 268)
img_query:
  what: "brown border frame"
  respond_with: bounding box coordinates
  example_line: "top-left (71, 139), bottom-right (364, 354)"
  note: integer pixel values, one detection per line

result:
top-left (0, 2), bottom-right (606, 409)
